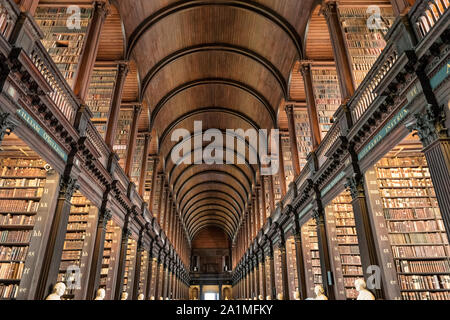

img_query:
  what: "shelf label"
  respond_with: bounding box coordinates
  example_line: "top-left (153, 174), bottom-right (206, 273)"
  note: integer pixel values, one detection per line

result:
top-left (358, 107), bottom-right (409, 161)
top-left (16, 108), bottom-right (68, 162)
top-left (321, 171), bottom-right (346, 197)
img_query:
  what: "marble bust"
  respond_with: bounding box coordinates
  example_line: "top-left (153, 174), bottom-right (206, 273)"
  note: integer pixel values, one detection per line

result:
top-left (45, 282), bottom-right (66, 300)
top-left (314, 285), bottom-right (328, 300)
top-left (355, 278), bottom-right (375, 300)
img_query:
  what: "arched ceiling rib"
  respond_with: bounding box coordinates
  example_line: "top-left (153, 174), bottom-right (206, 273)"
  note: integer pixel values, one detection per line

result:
top-left (116, 0), bottom-right (315, 240)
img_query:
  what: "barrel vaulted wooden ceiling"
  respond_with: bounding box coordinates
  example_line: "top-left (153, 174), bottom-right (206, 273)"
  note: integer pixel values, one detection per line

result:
top-left (108, 0), bottom-right (321, 241)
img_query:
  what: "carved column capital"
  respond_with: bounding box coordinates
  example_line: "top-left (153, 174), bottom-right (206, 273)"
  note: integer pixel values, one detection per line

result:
top-left (345, 174), bottom-right (365, 200)
top-left (284, 104), bottom-right (294, 116)
top-left (117, 61), bottom-right (130, 78)
top-left (312, 209), bottom-right (325, 225)
top-left (320, 0), bottom-right (338, 19)
top-left (0, 112), bottom-right (19, 142)
top-left (59, 177), bottom-right (79, 201)
top-left (99, 208), bottom-right (112, 228)
top-left (407, 104), bottom-right (448, 148)
top-left (93, 0), bottom-right (111, 20)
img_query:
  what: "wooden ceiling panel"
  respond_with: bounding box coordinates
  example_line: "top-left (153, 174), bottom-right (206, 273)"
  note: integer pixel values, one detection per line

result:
top-left (97, 4), bottom-right (124, 61)
top-left (305, 5), bottom-right (334, 60)
top-left (289, 61), bottom-right (306, 101)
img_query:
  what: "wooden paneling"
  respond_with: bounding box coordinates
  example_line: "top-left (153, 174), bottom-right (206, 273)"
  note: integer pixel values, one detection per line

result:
top-left (192, 227), bottom-right (230, 249)
top-left (305, 5), bottom-right (334, 60)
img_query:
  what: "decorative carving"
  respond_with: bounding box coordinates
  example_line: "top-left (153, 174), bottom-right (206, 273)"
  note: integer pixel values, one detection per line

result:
top-left (60, 177), bottom-right (79, 201)
top-left (99, 208), bottom-right (112, 228)
top-left (407, 104), bottom-right (448, 148)
top-left (0, 112), bottom-right (19, 143)
top-left (94, 0), bottom-right (111, 19)
top-left (345, 174), bottom-right (364, 200)
top-left (312, 209), bottom-right (324, 225)
top-left (320, 1), bottom-right (337, 20)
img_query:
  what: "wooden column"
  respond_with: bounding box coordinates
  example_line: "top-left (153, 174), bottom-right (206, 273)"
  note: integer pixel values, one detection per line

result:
top-left (300, 62), bottom-right (322, 149)
top-left (268, 245), bottom-right (276, 299)
top-left (278, 134), bottom-right (287, 197)
top-left (160, 258), bottom-right (167, 299)
top-left (105, 62), bottom-right (129, 148)
top-left (148, 156), bottom-right (159, 211)
top-left (35, 177), bottom-right (78, 299)
top-left (268, 176), bottom-right (275, 213)
top-left (260, 177), bottom-right (267, 225)
top-left (259, 253), bottom-right (267, 299)
top-left (293, 231), bottom-right (307, 300)
top-left (312, 207), bottom-right (335, 300)
top-left (285, 105), bottom-right (301, 177)
top-left (153, 252), bottom-right (161, 300)
top-left (145, 242), bottom-right (154, 299)
top-left (132, 237), bottom-right (144, 300)
top-left (73, 1), bottom-right (109, 101)
top-left (158, 181), bottom-right (167, 225)
top-left (410, 103), bottom-right (450, 247)
top-left (254, 256), bottom-right (260, 298)
top-left (390, 0), bottom-right (413, 16)
top-left (138, 133), bottom-right (151, 196)
top-left (114, 225), bottom-right (131, 300)
top-left (255, 187), bottom-right (261, 231)
top-left (15, 0), bottom-right (39, 15)
top-left (125, 105), bottom-right (142, 177)
top-left (279, 240), bottom-right (289, 300)
top-left (345, 164), bottom-right (384, 299)
top-left (0, 112), bottom-right (19, 144)
top-left (321, 1), bottom-right (355, 100)
top-left (86, 209), bottom-right (112, 300)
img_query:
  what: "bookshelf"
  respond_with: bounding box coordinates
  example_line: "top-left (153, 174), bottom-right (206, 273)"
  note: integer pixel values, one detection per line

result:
top-left (338, 6), bottom-right (395, 88)
top-left (0, 148), bottom-right (59, 299)
top-left (325, 191), bottom-right (363, 299)
top-left (113, 109), bottom-right (133, 169)
top-left (34, 7), bottom-right (93, 87)
top-left (57, 191), bottom-right (97, 300)
top-left (311, 67), bottom-right (342, 139)
top-left (281, 134), bottom-right (294, 187)
top-left (301, 218), bottom-right (323, 298)
top-left (100, 220), bottom-right (121, 300)
top-left (286, 237), bottom-right (298, 299)
top-left (143, 159), bottom-right (155, 204)
top-left (130, 137), bottom-right (145, 189)
top-left (373, 153), bottom-right (450, 300)
top-left (86, 67), bottom-right (118, 139)
top-left (273, 175), bottom-right (282, 203)
top-left (137, 249), bottom-right (149, 297)
top-left (294, 110), bottom-right (312, 170)
top-left (273, 247), bottom-right (283, 297)
top-left (263, 176), bottom-right (271, 218)
top-left (122, 238), bottom-right (137, 297)
top-left (149, 257), bottom-right (158, 299)
top-left (264, 251), bottom-right (272, 298)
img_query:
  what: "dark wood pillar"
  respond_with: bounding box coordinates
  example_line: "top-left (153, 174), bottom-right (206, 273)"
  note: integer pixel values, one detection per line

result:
top-left (138, 133), bottom-right (151, 196)
top-left (125, 105), bottom-right (142, 177)
top-left (312, 206), bottom-right (335, 300)
top-left (294, 231), bottom-right (307, 300)
top-left (410, 103), bottom-right (450, 245)
top-left (86, 208), bottom-right (112, 300)
top-left (73, 1), bottom-right (109, 101)
top-left (268, 245), bottom-right (276, 299)
top-left (321, 1), bottom-right (355, 100)
top-left (148, 156), bottom-right (159, 211)
top-left (255, 187), bottom-right (261, 230)
top-left (35, 177), bottom-right (78, 299)
top-left (0, 112), bottom-right (19, 144)
top-left (132, 232), bottom-right (144, 300)
top-left (160, 257), bottom-right (167, 300)
top-left (145, 241), bottom-right (154, 300)
top-left (268, 175), bottom-right (275, 213)
top-left (260, 176), bottom-right (267, 225)
top-left (390, 0), bottom-right (413, 16)
top-left (278, 239), bottom-right (289, 300)
top-left (300, 62), bottom-right (322, 149)
top-left (114, 224), bottom-right (131, 300)
top-left (278, 134), bottom-right (287, 197)
top-left (254, 256), bottom-right (260, 298)
top-left (153, 252), bottom-right (161, 300)
top-left (285, 105), bottom-right (301, 177)
top-left (259, 253), bottom-right (267, 299)
top-left (105, 62), bottom-right (129, 148)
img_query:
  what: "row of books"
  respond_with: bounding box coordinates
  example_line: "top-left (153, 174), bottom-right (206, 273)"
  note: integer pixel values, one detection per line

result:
top-left (0, 284), bottom-right (18, 299)
top-left (0, 200), bottom-right (39, 212)
top-left (402, 290), bottom-right (450, 300)
top-left (0, 159), bottom-right (46, 167)
top-left (396, 259), bottom-right (450, 274)
top-left (392, 245), bottom-right (448, 258)
top-left (0, 214), bottom-right (35, 226)
top-left (398, 275), bottom-right (450, 290)
top-left (0, 188), bottom-right (44, 198)
top-left (383, 197), bottom-right (438, 209)
top-left (0, 178), bottom-right (45, 188)
top-left (377, 156), bottom-right (428, 167)
top-left (380, 188), bottom-right (433, 197)
top-left (0, 231), bottom-right (31, 243)
top-left (0, 246), bottom-right (28, 262)
top-left (389, 232), bottom-right (448, 245)
top-left (0, 167), bottom-right (45, 177)
top-left (0, 262), bottom-right (24, 280)
top-left (387, 220), bottom-right (446, 233)
top-left (377, 167), bottom-right (430, 179)
top-left (378, 178), bottom-right (433, 188)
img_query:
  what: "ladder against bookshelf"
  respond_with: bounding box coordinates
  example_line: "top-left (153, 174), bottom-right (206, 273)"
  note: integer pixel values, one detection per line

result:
top-left (311, 67), bottom-right (342, 139)
top-left (57, 191), bottom-right (98, 300)
top-left (325, 191), bottom-right (363, 300)
top-left (286, 236), bottom-right (298, 300)
top-left (100, 220), bottom-right (121, 300)
top-left (122, 238), bottom-right (137, 298)
top-left (113, 109), bottom-right (133, 169)
top-left (301, 218), bottom-right (323, 298)
top-left (372, 153), bottom-right (450, 300)
top-left (0, 154), bottom-right (59, 300)
top-left (87, 67), bottom-right (119, 139)
top-left (34, 6), bottom-right (93, 87)
top-left (294, 110), bottom-right (312, 171)
top-left (338, 6), bottom-right (395, 88)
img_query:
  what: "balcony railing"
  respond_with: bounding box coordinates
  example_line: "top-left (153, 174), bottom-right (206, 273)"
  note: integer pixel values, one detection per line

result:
top-left (410, 0), bottom-right (449, 40)
top-left (0, 0), bottom-right (17, 40)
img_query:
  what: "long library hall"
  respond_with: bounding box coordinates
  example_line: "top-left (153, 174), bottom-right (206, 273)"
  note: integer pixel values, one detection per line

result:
top-left (0, 0), bottom-right (449, 301)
